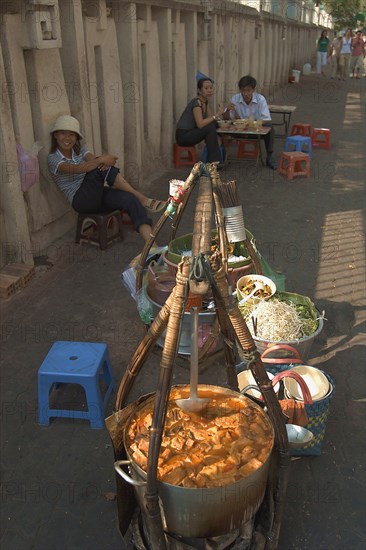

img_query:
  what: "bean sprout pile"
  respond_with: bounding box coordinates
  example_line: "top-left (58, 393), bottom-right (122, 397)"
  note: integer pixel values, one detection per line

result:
top-left (244, 298), bottom-right (318, 341)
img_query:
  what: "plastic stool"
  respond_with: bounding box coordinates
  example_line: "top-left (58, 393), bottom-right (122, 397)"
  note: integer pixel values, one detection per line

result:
top-left (312, 128), bottom-right (331, 150)
top-left (278, 151), bottom-right (311, 181)
top-left (237, 140), bottom-right (260, 160)
top-left (173, 144), bottom-right (197, 168)
top-left (284, 135), bottom-right (313, 159)
top-left (290, 123), bottom-right (312, 137)
top-left (202, 144), bottom-right (226, 163)
top-left (75, 211), bottom-right (123, 250)
top-left (120, 209), bottom-right (133, 226)
top-left (38, 341), bottom-right (116, 429)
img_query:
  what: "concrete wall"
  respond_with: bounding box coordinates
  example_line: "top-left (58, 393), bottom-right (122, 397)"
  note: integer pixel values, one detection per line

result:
top-left (0, 0), bottom-right (332, 267)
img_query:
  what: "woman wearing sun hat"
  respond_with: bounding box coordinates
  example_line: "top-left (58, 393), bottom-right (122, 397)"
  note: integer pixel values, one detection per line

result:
top-left (48, 115), bottom-right (165, 242)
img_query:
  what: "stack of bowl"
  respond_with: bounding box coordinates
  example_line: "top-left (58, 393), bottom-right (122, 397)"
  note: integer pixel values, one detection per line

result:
top-left (283, 365), bottom-right (332, 402)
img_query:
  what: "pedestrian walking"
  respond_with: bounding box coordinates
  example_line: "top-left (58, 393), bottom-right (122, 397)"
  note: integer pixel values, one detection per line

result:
top-left (316, 30), bottom-right (330, 77)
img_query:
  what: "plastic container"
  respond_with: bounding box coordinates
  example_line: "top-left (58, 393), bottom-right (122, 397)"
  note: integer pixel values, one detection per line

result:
top-left (302, 63), bottom-right (311, 75)
top-left (163, 229), bottom-right (258, 289)
top-left (169, 179), bottom-right (184, 196)
top-left (166, 229), bottom-right (256, 269)
top-left (291, 69), bottom-right (301, 83)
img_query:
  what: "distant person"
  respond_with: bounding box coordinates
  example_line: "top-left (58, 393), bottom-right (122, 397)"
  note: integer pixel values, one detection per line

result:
top-left (339, 28), bottom-right (353, 80)
top-left (316, 30), bottom-right (330, 77)
top-left (350, 30), bottom-right (365, 79)
top-left (176, 77), bottom-right (225, 165)
top-left (224, 75), bottom-right (277, 169)
top-left (329, 33), bottom-right (342, 79)
top-left (47, 115), bottom-right (165, 243)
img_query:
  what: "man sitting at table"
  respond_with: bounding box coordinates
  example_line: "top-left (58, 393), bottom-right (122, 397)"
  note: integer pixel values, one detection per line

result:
top-left (224, 75), bottom-right (277, 170)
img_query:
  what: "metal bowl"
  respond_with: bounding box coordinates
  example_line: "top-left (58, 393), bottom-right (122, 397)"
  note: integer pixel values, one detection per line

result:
top-left (286, 424), bottom-right (314, 449)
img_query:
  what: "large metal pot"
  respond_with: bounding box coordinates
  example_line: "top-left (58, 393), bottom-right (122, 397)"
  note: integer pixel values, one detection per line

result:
top-left (145, 289), bottom-right (217, 355)
top-left (114, 384), bottom-right (274, 539)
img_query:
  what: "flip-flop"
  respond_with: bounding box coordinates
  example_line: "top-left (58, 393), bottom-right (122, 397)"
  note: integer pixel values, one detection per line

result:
top-left (144, 199), bottom-right (166, 213)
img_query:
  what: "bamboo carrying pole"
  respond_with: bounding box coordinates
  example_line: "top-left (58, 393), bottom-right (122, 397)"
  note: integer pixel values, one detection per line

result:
top-left (144, 258), bottom-right (190, 549)
top-left (110, 162), bottom-right (289, 548)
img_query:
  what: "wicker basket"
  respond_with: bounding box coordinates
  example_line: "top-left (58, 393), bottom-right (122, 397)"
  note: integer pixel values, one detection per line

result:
top-left (265, 353), bottom-right (335, 456)
top-left (284, 370), bottom-right (335, 456)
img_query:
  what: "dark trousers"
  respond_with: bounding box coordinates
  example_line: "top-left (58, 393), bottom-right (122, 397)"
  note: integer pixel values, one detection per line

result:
top-left (176, 122), bottom-right (221, 162)
top-left (72, 169), bottom-right (151, 230)
top-left (245, 122), bottom-right (274, 158)
top-left (263, 122), bottom-right (274, 156)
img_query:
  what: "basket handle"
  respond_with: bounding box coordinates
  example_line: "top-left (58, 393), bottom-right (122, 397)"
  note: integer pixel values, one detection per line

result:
top-left (271, 370), bottom-right (313, 404)
top-left (261, 344), bottom-right (303, 364)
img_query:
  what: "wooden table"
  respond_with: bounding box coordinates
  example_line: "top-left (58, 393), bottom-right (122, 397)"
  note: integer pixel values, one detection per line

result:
top-left (268, 105), bottom-right (297, 136)
top-left (217, 126), bottom-right (271, 165)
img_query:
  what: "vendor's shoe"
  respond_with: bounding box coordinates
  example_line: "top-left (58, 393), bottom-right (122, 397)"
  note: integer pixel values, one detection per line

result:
top-left (266, 157), bottom-right (277, 170)
top-left (144, 199), bottom-right (166, 213)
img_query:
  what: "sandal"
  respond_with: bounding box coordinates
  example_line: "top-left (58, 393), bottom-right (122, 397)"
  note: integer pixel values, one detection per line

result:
top-left (144, 198), bottom-right (166, 213)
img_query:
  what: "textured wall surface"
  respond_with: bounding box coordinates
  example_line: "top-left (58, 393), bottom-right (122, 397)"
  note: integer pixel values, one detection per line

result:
top-left (0, 0), bottom-right (331, 264)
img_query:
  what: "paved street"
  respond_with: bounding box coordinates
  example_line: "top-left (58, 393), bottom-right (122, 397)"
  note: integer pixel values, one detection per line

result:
top-left (1, 74), bottom-right (365, 549)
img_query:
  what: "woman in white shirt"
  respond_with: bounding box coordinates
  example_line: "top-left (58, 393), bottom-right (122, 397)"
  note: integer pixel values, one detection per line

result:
top-left (339, 29), bottom-right (353, 80)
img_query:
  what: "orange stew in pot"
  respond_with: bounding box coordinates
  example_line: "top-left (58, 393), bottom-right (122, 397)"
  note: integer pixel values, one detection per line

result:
top-left (126, 390), bottom-right (273, 488)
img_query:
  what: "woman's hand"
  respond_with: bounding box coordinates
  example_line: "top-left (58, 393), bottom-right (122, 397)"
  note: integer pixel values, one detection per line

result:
top-left (221, 102), bottom-right (239, 120)
top-left (215, 104), bottom-right (225, 118)
top-left (97, 154), bottom-right (118, 170)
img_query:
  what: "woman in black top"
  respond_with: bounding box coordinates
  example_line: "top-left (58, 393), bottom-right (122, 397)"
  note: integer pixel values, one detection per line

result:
top-left (176, 78), bottom-right (224, 163)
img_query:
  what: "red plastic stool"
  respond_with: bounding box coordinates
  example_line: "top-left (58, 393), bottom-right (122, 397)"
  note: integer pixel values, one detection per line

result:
top-left (120, 209), bottom-right (133, 225)
top-left (237, 139), bottom-right (260, 160)
top-left (290, 123), bottom-right (312, 137)
top-left (278, 151), bottom-right (311, 181)
top-left (312, 128), bottom-right (330, 150)
top-left (173, 144), bottom-right (197, 168)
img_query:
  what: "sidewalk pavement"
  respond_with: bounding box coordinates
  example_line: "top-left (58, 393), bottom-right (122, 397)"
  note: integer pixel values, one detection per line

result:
top-left (1, 74), bottom-right (365, 550)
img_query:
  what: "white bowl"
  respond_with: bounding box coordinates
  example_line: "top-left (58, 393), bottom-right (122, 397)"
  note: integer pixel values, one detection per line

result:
top-left (237, 370), bottom-right (280, 398)
top-left (284, 365), bottom-right (330, 402)
top-left (236, 274), bottom-right (276, 304)
top-left (217, 120), bottom-right (231, 129)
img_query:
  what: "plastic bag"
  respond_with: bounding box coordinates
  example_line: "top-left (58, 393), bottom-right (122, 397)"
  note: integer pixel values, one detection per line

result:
top-left (121, 246), bottom-right (167, 302)
top-left (16, 140), bottom-right (42, 192)
top-left (136, 288), bottom-right (153, 325)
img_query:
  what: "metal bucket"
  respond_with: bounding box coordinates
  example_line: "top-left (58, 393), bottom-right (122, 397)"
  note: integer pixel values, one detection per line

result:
top-left (145, 289), bottom-right (217, 355)
top-left (254, 316), bottom-right (324, 362)
top-left (114, 385), bottom-right (274, 539)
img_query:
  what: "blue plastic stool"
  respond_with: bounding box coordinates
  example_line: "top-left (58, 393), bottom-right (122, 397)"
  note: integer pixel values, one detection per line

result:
top-left (38, 341), bottom-right (116, 429)
top-left (202, 144), bottom-right (226, 163)
top-left (284, 135), bottom-right (313, 159)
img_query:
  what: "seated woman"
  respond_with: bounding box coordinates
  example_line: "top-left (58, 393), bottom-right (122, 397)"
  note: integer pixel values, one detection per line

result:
top-left (175, 77), bottom-right (225, 164)
top-left (47, 115), bottom-right (165, 243)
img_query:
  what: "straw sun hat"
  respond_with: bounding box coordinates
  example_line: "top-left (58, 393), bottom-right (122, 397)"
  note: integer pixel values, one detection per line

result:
top-left (50, 115), bottom-right (83, 139)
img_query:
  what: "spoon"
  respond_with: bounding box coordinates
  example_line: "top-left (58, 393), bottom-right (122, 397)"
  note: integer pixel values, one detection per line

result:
top-left (175, 307), bottom-right (210, 413)
top-left (239, 281), bottom-right (266, 305)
